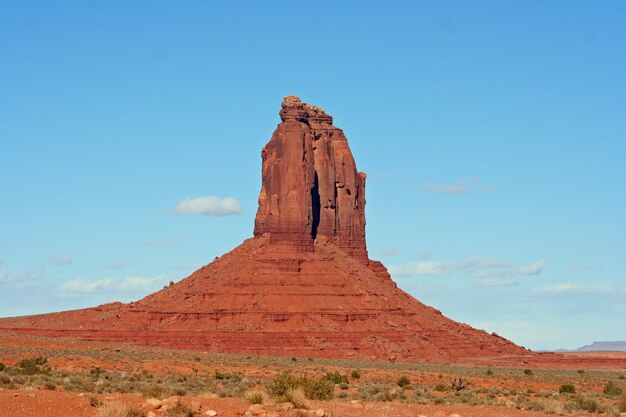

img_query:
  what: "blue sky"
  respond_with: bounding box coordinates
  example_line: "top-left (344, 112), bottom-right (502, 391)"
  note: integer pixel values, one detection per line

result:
top-left (1, 1), bottom-right (624, 350)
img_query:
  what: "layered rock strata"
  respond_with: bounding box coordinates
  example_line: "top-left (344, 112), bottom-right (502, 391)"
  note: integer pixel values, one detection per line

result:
top-left (0, 96), bottom-right (531, 363)
top-left (254, 96), bottom-right (367, 261)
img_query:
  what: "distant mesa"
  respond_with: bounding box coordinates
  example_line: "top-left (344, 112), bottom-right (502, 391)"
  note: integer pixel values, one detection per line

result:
top-left (0, 96), bottom-right (530, 362)
top-left (553, 341), bottom-right (626, 353)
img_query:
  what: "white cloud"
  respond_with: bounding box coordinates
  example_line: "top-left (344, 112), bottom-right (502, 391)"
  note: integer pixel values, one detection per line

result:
top-left (389, 261), bottom-right (450, 277)
top-left (519, 259), bottom-right (548, 275)
top-left (390, 256), bottom-right (547, 286)
top-left (140, 237), bottom-right (183, 247)
top-left (533, 282), bottom-right (624, 295)
top-left (60, 276), bottom-right (165, 295)
top-left (380, 247), bottom-right (398, 257)
top-left (171, 196), bottom-right (242, 216)
top-left (103, 261), bottom-right (130, 269)
top-left (0, 269), bottom-right (43, 287)
top-left (48, 255), bottom-right (72, 266)
top-left (420, 181), bottom-right (468, 194)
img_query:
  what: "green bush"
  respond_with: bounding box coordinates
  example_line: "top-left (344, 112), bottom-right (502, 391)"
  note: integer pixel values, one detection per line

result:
top-left (351, 370), bottom-right (361, 379)
top-left (321, 371), bottom-right (349, 385)
top-left (14, 357), bottom-right (51, 375)
top-left (397, 376), bottom-right (410, 387)
top-left (603, 380), bottom-right (623, 396)
top-left (559, 384), bottom-right (576, 394)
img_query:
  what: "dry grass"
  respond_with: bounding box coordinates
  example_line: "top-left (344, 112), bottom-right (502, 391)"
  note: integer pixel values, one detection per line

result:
top-left (245, 389), bottom-right (267, 404)
top-left (96, 401), bottom-right (144, 417)
top-left (285, 387), bottom-right (308, 409)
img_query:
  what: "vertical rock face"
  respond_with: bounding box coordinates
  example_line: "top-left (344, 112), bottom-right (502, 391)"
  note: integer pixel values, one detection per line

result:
top-left (254, 96), bottom-right (368, 261)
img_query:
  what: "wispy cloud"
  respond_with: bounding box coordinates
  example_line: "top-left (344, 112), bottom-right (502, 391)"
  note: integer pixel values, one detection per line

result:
top-left (420, 181), bottom-right (468, 194)
top-left (372, 172), bottom-right (392, 180)
top-left (140, 237), bottom-right (183, 248)
top-left (0, 269), bottom-right (43, 287)
top-left (380, 248), bottom-right (398, 257)
top-left (533, 282), bottom-right (624, 295)
top-left (60, 276), bottom-right (166, 295)
top-left (171, 196), bottom-right (242, 216)
top-left (570, 265), bottom-right (604, 272)
top-left (103, 261), bottom-right (131, 269)
top-left (48, 255), bottom-right (72, 266)
top-left (519, 260), bottom-right (549, 276)
top-left (415, 178), bottom-right (497, 194)
top-left (390, 257), bottom-right (548, 286)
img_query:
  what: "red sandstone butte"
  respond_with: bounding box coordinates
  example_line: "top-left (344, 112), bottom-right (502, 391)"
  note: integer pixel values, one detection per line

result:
top-left (0, 96), bottom-right (530, 362)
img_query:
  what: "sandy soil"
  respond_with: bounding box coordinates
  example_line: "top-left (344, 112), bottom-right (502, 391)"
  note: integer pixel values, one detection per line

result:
top-left (1, 332), bottom-right (624, 417)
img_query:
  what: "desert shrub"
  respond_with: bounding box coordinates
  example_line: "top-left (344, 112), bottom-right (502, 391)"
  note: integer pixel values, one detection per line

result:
top-left (411, 385), bottom-right (435, 405)
top-left (564, 394), bottom-right (608, 413)
top-left (577, 369), bottom-right (585, 376)
top-left (559, 384), bottom-right (576, 394)
top-left (619, 393), bottom-right (626, 412)
top-left (91, 367), bottom-right (104, 378)
top-left (0, 373), bottom-right (12, 385)
top-left (89, 395), bottom-right (102, 407)
top-left (523, 369), bottom-right (533, 376)
top-left (397, 376), bottom-right (410, 387)
top-left (434, 383), bottom-right (447, 392)
top-left (0, 363), bottom-right (5, 372)
top-left (603, 380), bottom-right (622, 396)
top-left (270, 371), bottom-right (333, 401)
top-left (245, 390), bottom-right (267, 404)
top-left (486, 369), bottom-right (493, 376)
top-left (214, 370), bottom-right (241, 382)
top-left (140, 383), bottom-right (169, 399)
top-left (13, 357), bottom-right (51, 375)
top-left (619, 374), bottom-right (625, 380)
top-left (165, 401), bottom-right (194, 417)
top-left (305, 379), bottom-right (334, 400)
top-left (351, 370), bottom-right (360, 379)
top-left (451, 377), bottom-right (469, 391)
top-left (321, 371), bottom-right (348, 385)
top-left (339, 382), bottom-right (349, 390)
top-left (96, 401), bottom-right (144, 417)
top-left (285, 387), bottom-right (308, 409)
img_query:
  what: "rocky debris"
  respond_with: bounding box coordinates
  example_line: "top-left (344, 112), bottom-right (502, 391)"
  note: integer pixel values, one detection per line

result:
top-left (245, 404), bottom-right (267, 416)
top-left (144, 398), bottom-right (162, 408)
top-left (287, 409), bottom-right (330, 417)
top-left (254, 96), bottom-right (368, 261)
top-left (205, 411), bottom-right (218, 416)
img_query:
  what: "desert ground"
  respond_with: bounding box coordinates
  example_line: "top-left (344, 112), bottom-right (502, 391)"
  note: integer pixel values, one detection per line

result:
top-left (1, 332), bottom-right (625, 417)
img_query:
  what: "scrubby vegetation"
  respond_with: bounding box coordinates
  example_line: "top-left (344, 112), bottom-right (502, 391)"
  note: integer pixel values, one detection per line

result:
top-left (1, 335), bottom-right (625, 415)
top-left (270, 371), bottom-right (333, 401)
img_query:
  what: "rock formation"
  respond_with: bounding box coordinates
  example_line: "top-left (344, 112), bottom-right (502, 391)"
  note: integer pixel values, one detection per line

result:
top-left (0, 96), bottom-right (532, 363)
top-left (254, 96), bottom-right (367, 261)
